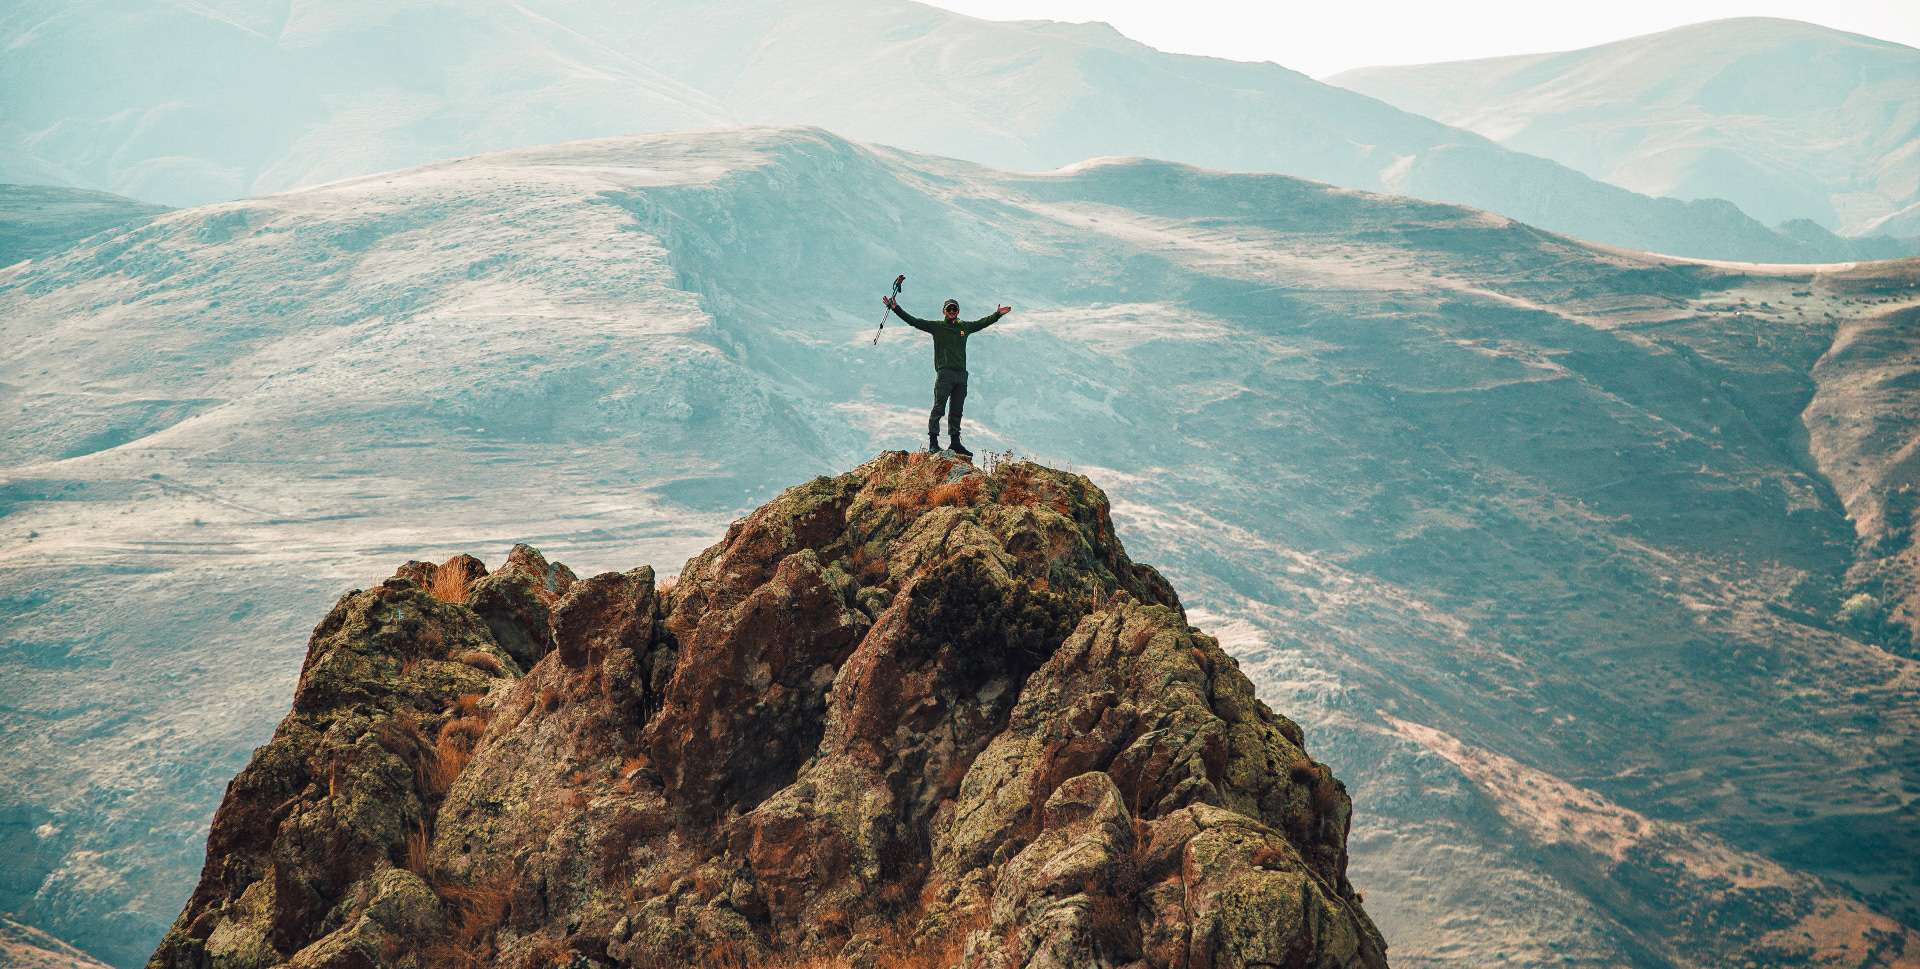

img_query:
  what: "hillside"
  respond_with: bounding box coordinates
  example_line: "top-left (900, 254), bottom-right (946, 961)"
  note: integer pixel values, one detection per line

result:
top-left (1, 127), bottom-right (1917, 968)
top-left (0, 0), bottom-right (1899, 262)
top-left (1332, 18), bottom-right (1920, 236)
top-left (148, 453), bottom-right (1389, 968)
top-left (0, 184), bottom-right (166, 266)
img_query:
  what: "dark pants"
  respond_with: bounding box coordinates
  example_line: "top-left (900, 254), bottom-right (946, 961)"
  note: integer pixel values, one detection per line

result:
top-left (930, 368), bottom-right (968, 441)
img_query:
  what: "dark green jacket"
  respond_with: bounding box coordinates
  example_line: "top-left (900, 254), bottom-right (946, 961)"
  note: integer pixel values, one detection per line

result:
top-left (891, 304), bottom-right (1004, 372)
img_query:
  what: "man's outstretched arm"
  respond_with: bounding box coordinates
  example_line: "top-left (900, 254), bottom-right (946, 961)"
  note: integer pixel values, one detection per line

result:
top-left (885, 297), bottom-right (937, 333)
top-left (962, 305), bottom-right (1013, 334)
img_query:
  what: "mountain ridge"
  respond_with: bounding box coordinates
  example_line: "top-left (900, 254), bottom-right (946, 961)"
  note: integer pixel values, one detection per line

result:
top-left (1330, 17), bottom-right (1920, 236)
top-left (0, 0), bottom-right (1905, 262)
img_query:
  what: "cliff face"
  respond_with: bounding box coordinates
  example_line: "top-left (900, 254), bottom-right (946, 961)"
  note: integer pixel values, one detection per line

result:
top-left (149, 452), bottom-right (1386, 969)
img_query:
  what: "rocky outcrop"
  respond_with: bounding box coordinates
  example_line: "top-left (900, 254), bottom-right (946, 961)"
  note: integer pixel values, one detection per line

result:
top-left (149, 452), bottom-right (1387, 969)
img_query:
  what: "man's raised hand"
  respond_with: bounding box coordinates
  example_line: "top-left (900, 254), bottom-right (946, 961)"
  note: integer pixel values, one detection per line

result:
top-left (883, 295), bottom-right (897, 308)
top-left (997, 305), bottom-right (1013, 315)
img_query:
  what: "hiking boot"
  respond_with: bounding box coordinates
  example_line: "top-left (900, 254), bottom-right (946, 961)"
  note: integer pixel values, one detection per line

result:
top-left (948, 440), bottom-right (973, 459)
top-left (928, 436), bottom-right (942, 453)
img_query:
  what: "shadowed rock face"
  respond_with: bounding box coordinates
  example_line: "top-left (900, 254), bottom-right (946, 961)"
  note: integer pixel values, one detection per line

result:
top-left (147, 452), bottom-right (1386, 969)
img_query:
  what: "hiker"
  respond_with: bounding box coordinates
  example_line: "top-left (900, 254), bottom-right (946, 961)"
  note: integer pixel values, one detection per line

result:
top-left (882, 294), bottom-right (1013, 458)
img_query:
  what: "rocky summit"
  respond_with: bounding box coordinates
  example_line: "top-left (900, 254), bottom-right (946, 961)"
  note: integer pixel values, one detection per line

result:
top-left (149, 452), bottom-right (1387, 969)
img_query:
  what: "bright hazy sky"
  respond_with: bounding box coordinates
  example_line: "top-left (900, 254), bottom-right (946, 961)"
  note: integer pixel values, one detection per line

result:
top-left (918, 0), bottom-right (1920, 77)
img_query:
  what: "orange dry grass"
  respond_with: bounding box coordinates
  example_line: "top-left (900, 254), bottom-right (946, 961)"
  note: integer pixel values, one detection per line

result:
top-left (881, 488), bottom-right (931, 511)
top-left (1286, 757), bottom-right (1343, 814)
top-left (456, 650), bottom-right (507, 676)
top-left (1310, 773), bottom-right (1344, 814)
top-left (424, 741), bottom-right (472, 797)
top-left (423, 874), bottom-right (515, 969)
top-left (404, 820), bottom-right (432, 876)
top-left (424, 716), bottom-right (486, 797)
top-left (880, 459), bottom-right (985, 513)
top-left (993, 464), bottom-right (1071, 516)
top-left (425, 566), bottom-right (473, 604)
top-left (849, 544), bottom-right (889, 583)
top-left (926, 476), bottom-right (982, 508)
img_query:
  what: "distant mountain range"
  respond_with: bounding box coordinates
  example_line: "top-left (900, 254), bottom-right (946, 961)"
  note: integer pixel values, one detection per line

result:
top-left (3, 126), bottom-right (1916, 968)
top-left (1333, 17), bottom-right (1920, 238)
top-left (0, 0), bottom-right (1910, 263)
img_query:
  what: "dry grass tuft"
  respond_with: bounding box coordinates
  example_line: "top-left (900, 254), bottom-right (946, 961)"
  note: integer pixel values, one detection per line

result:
top-left (440, 716), bottom-right (487, 746)
top-left (881, 486), bottom-right (932, 512)
top-left (849, 544), bottom-right (889, 584)
top-left (425, 566), bottom-right (473, 604)
top-left (424, 716), bottom-right (486, 797)
top-left (1286, 756), bottom-right (1319, 784)
top-left (404, 819), bottom-right (432, 876)
top-left (449, 692), bottom-right (486, 718)
top-left (423, 873), bottom-right (515, 969)
top-left (456, 650), bottom-right (507, 676)
top-left (993, 463), bottom-right (1072, 516)
top-left (1287, 757), bottom-right (1344, 815)
top-left (926, 476), bottom-right (982, 508)
top-left (1309, 772), bottom-right (1344, 815)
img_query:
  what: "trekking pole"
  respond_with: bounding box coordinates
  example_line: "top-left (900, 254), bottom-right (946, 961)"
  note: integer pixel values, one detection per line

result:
top-left (874, 274), bottom-right (904, 345)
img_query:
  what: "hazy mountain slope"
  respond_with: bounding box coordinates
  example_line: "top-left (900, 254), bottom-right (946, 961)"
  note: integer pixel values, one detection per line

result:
top-left (0, 0), bottom-right (728, 206)
top-left (1332, 18), bottom-right (1920, 235)
top-left (1803, 260), bottom-right (1920, 663)
top-left (0, 0), bottom-right (1901, 263)
top-left (0, 185), bottom-right (166, 266)
top-left (2, 128), bottom-right (1916, 968)
top-left (0, 917), bottom-right (110, 969)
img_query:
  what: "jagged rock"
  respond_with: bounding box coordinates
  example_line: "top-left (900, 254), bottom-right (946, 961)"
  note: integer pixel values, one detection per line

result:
top-left (150, 453), bottom-right (1386, 969)
top-left (392, 553), bottom-right (490, 595)
top-left (149, 577), bottom-right (524, 968)
top-left (466, 544), bottom-right (575, 670)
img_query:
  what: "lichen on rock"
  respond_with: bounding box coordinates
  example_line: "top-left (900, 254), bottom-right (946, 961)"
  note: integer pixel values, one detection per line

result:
top-left (149, 452), bottom-right (1387, 969)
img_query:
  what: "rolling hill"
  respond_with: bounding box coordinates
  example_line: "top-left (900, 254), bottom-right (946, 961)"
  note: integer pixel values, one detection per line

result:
top-left (0, 184), bottom-right (165, 267)
top-left (2, 127), bottom-right (1916, 967)
top-left (1332, 18), bottom-right (1920, 237)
